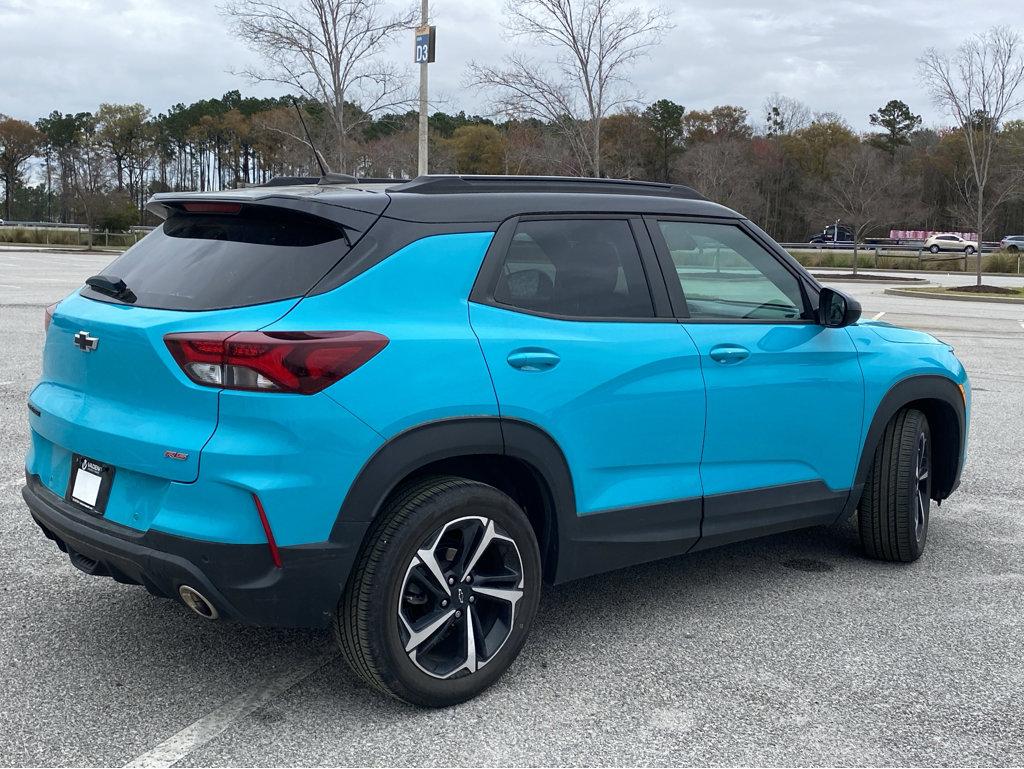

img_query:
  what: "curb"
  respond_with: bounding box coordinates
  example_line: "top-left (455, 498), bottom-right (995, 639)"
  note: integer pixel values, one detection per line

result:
top-left (813, 274), bottom-right (927, 284)
top-left (789, 263), bottom-right (1021, 278)
top-left (0, 245), bottom-right (123, 254)
top-left (883, 287), bottom-right (1024, 304)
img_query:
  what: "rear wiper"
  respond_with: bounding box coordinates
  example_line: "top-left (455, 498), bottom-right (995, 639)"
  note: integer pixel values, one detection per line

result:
top-left (86, 274), bottom-right (137, 303)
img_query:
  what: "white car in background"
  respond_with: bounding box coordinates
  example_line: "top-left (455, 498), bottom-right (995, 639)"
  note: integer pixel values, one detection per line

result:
top-left (999, 235), bottom-right (1024, 252)
top-left (924, 233), bottom-right (978, 254)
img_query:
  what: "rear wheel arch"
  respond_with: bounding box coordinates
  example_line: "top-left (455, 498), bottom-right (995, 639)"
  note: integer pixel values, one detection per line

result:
top-left (847, 375), bottom-right (965, 515)
top-left (332, 417), bottom-right (575, 583)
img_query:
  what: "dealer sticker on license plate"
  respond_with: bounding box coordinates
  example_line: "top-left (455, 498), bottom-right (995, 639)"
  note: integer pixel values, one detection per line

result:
top-left (67, 455), bottom-right (114, 515)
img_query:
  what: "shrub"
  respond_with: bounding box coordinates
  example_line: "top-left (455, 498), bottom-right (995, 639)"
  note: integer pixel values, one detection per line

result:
top-left (96, 206), bottom-right (139, 233)
top-left (984, 252), bottom-right (1019, 274)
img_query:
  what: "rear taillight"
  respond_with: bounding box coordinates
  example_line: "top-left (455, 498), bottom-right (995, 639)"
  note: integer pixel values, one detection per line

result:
top-left (44, 303), bottom-right (57, 334)
top-left (164, 331), bottom-right (388, 395)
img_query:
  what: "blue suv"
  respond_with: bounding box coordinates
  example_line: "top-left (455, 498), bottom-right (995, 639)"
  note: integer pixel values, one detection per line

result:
top-left (22, 175), bottom-right (969, 706)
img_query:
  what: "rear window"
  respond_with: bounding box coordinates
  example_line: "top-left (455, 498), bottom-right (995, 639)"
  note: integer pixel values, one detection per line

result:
top-left (82, 206), bottom-right (350, 311)
top-left (492, 219), bottom-right (655, 318)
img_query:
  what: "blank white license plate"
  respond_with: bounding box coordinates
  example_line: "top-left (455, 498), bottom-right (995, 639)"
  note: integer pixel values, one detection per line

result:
top-left (67, 455), bottom-right (114, 514)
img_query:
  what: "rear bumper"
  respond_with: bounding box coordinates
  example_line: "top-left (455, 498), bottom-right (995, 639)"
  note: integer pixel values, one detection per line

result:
top-left (22, 473), bottom-right (368, 628)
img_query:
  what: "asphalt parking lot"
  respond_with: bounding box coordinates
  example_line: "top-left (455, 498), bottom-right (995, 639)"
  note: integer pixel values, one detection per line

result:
top-left (1, 248), bottom-right (1022, 767)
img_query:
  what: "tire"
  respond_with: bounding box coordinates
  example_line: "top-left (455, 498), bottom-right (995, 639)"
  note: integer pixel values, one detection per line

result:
top-left (1008, 245), bottom-right (1019, 254)
top-left (335, 476), bottom-right (542, 707)
top-left (965, 246), bottom-right (976, 255)
top-left (858, 408), bottom-right (932, 562)
top-left (928, 244), bottom-right (940, 254)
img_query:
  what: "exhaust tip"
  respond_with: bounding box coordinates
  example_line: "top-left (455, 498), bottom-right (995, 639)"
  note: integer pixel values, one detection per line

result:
top-left (178, 585), bottom-right (219, 620)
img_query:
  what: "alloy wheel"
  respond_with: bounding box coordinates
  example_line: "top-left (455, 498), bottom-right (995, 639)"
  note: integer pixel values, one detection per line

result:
top-left (914, 431), bottom-right (930, 541)
top-left (397, 516), bottom-right (525, 679)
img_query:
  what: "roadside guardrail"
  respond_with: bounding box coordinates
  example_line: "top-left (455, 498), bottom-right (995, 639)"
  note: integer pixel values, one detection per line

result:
top-left (0, 222), bottom-right (156, 248)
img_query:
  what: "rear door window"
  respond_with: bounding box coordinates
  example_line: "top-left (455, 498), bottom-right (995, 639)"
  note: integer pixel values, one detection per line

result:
top-left (492, 219), bottom-right (655, 319)
top-left (82, 206), bottom-right (351, 311)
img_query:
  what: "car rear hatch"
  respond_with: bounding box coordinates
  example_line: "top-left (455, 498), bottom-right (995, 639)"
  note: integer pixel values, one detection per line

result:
top-left (34, 295), bottom-right (298, 485)
top-left (28, 192), bottom-right (387, 497)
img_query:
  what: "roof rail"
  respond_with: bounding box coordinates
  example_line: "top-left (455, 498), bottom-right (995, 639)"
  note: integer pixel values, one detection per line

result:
top-left (387, 175), bottom-right (705, 200)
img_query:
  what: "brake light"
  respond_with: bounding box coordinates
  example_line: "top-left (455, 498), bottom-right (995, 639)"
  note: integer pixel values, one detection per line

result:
top-left (164, 331), bottom-right (388, 394)
top-left (180, 202), bottom-right (242, 214)
top-left (44, 302), bottom-right (57, 334)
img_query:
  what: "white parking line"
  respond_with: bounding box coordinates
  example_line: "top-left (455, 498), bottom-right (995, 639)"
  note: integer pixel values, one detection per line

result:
top-left (123, 653), bottom-right (337, 768)
top-left (872, 311), bottom-right (886, 320)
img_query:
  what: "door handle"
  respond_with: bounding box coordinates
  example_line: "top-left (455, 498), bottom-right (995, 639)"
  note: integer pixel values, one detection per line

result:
top-left (507, 348), bottom-right (560, 372)
top-left (708, 344), bottom-right (750, 364)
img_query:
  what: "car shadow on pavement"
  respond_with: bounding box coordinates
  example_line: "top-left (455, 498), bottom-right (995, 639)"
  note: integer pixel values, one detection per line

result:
top-left (29, 516), bottom-right (866, 722)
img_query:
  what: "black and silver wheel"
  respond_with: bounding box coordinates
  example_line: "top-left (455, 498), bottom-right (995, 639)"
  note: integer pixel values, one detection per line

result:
top-left (335, 476), bottom-right (541, 706)
top-left (929, 244), bottom-right (940, 254)
top-left (965, 245), bottom-right (976, 255)
top-left (858, 408), bottom-right (932, 562)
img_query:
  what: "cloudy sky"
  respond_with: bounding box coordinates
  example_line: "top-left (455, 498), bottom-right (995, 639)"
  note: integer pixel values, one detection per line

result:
top-left (1, 0), bottom-right (1021, 131)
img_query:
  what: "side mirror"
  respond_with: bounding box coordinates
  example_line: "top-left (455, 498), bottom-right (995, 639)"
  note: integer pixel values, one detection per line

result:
top-left (817, 287), bottom-right (862, 328)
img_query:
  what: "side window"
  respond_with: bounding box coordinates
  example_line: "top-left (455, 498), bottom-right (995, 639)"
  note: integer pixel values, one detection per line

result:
top-left (657, 220), bottom-right (807, 321)
top-left (492, 219), bottom-right (655, 318)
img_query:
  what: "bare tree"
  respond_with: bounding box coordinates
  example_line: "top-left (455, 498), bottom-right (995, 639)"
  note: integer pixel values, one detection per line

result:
top-left (919, 26), bottom-right (1024, 285)
top-left (811, 144), bottom-right (921, 276)
top-left (681, 139), bottom-right (762, 216)
top-left (467, 0), bottom-right (671, 177)
top-left (221, 0), bottom-right (416, 172)
top-left (761, 93), bottom-right (811, 136)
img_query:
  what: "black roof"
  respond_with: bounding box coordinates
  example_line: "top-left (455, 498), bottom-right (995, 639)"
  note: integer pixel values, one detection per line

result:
top-left (387, 175), bottom-right (705, 199)
top-left (148, 174), bottom-right (742, 225)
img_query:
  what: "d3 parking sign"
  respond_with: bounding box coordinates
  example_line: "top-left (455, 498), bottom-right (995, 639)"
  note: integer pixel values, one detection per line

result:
top-left (415, 25), bottom-right (436, 63)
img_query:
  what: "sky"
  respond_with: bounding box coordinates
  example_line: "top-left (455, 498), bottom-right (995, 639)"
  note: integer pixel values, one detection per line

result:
top-left (1, 0), bottom-right (1022, 132)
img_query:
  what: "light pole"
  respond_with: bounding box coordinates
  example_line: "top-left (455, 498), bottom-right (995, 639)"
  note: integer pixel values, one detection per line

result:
top-left (416, 0), bottom-right (431, 176)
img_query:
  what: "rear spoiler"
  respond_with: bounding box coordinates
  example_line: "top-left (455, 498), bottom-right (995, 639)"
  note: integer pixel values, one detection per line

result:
top-left (145, 189), bottom-right (390, 227)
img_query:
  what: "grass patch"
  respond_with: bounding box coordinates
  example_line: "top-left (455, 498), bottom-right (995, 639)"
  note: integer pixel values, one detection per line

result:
top-left (788, 249), bottom-right (1022, 274)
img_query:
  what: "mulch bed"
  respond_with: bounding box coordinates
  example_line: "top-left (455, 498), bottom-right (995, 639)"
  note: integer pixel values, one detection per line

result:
top-left (812, 273), bottom-right (926, 283)
top-left (948, 284), bottom-right (1020, 295)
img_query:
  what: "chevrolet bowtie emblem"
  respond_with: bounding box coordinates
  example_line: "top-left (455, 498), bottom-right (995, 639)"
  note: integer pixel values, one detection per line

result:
top-left (73, 330), bottom-right (99, 352)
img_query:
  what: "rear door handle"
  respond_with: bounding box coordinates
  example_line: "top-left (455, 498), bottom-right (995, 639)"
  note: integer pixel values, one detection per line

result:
top-left (708, 344), bottom-right (750, 364)
top-left (507, 348), bottom-right (560, 372)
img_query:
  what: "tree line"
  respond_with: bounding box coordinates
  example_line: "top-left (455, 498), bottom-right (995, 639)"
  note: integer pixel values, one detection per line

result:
top-left (0, 0), bottom-right (1022, 257)
top-left (2, 91), bottom-right (1022, 243)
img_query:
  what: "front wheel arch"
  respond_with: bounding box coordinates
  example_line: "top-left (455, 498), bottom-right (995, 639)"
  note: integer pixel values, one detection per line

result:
top-left (844, 376), bottom-right (965, 517)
